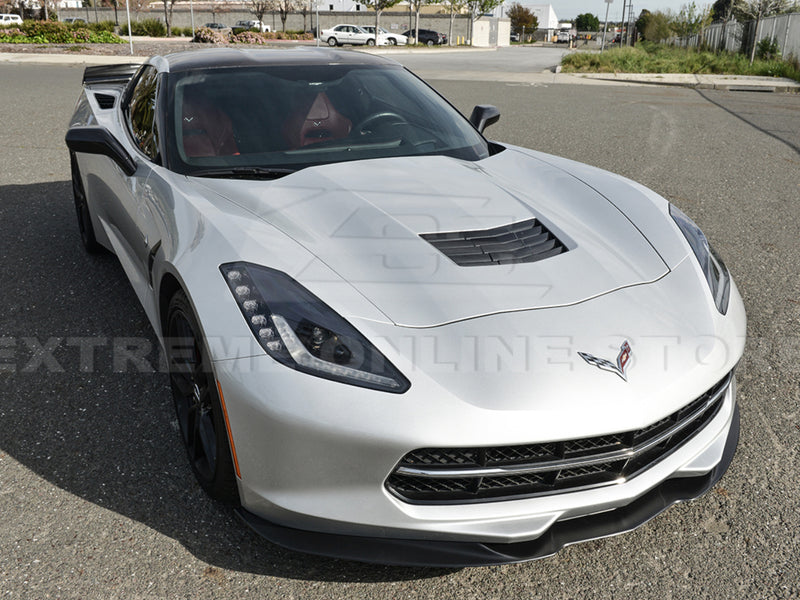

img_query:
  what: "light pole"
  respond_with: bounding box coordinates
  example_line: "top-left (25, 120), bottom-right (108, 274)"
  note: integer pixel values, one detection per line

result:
top-left (600, 0), bottom-right (612, 52)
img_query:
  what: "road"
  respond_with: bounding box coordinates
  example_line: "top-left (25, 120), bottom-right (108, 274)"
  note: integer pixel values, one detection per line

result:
top-left (1, 56), bottom-right (799, 599)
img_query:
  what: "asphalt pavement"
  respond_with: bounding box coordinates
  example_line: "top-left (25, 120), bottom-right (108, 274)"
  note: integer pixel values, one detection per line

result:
top-left (0, 55), bottom-right (799, 599)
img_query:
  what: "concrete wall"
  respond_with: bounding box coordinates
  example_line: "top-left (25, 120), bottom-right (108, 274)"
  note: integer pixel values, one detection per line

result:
top-left (58, 6), bottom-right (474, 40)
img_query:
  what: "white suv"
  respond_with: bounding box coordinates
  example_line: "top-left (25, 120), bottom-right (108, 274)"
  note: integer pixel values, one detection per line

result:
top-left (0, 13), bottom-right (23, 25)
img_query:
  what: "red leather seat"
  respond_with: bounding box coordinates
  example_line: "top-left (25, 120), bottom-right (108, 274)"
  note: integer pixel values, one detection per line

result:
top-left (283, 92), bottom-right (352, 149)
top-left (182, 97), bottom-right (239, 158)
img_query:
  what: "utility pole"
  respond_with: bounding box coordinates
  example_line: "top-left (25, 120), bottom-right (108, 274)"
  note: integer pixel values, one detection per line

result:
top-left (627, 2), bottom-right (634, 45)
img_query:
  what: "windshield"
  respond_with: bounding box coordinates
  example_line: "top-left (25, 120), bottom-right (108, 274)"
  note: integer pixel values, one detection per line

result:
top-left (165, 64), bottom-right (489, 177)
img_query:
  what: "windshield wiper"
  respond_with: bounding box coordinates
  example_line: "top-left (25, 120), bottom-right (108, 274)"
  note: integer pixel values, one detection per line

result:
top-left (189, 166), bottom-right (297, 180)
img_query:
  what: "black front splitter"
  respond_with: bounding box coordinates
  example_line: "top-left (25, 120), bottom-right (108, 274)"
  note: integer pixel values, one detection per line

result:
top-left (236, 403), bottom-right (740, 568)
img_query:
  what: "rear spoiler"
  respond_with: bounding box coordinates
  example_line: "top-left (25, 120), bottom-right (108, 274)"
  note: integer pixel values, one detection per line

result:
top-left (82, 63), bottom-right (141, 86)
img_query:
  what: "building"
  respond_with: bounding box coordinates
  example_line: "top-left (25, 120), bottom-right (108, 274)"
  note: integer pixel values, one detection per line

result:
top-left (526, 4), bottom-right (559, 30)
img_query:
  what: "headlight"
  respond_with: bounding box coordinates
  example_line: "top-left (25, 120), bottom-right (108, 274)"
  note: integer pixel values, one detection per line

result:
top-left (220, 262), bottom-right (410, 393)
top-left (669, 204), bottom-right (730, 314)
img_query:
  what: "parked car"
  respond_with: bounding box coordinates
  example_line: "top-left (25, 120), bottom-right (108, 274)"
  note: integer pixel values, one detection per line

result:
top-left (65, 48), bottom-right (745, 567)
top-left (319, 23), bottom-right (388, 46)
top-left (0, 13), bottom-right (23, 25)
top-left (402, 28), bottom-right (446, 46)
top-left (63, 17), bottom-right (88, 25)
top-left (557, 30), bottom-right (571, 43)
top-left (361, 25), bottom-right (407, 45)
top-left (233, 19), bottom-right (270, 33)
top-left (510, 31), bottom-right (520, 42)
top-left (203, 22), bottom-right (229, 32)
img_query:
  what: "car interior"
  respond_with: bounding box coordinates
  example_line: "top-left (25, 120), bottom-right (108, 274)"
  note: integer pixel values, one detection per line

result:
top-left (171, 65), bottom-right (486, 171)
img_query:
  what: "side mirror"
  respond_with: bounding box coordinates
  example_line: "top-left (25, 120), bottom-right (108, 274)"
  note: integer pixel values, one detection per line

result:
top-left (469, 104), bottom-right (501, 134)
top-left (65, 126), bottom-right (137, 176)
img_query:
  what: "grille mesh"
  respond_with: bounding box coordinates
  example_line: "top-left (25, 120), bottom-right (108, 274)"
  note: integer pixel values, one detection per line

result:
top-left (420, 218), bottom-right (567, 267)
top-left (94, 93), bottom-right (116, 109)
top-left (386, 373), bottom-right (732, 504)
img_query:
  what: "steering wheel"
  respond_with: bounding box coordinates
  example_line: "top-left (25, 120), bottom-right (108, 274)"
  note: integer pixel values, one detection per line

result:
top-left (354, 112), bottom-right (407, 135)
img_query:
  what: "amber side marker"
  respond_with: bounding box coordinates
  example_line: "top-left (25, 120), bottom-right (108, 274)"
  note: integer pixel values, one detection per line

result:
top-left (216, 380), bottom-right (242, 479)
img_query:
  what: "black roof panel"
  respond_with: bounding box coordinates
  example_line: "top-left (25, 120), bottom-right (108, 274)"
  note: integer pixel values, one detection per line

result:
top-left (161, 47), bottom-right (399, 73)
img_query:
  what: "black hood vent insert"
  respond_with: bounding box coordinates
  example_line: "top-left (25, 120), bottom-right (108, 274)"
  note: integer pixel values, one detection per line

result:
top-left (420, 218), bottom-right (568, 267)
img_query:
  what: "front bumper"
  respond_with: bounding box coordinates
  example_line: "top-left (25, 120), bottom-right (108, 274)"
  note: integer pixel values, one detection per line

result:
top-left (210, 262), bottom-right (746, 566)
top-left (237, 402), bottom-right (739, 566)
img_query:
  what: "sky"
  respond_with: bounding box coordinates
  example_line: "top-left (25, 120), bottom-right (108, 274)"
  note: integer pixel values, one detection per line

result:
top-left (521, 0), bottom-right (697, 21)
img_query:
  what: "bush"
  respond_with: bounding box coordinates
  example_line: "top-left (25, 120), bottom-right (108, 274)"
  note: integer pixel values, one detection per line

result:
top-left (193, 26), bottom-right (229, 44)
top-left (120, 18), bottom-right (166, 37)
top-left (756, 36), bottom-right (780, 61)
top-left (89, 20), bottom-right (116, 33)
top-left (561, 41), bottom-right (800, 82)
top-left (0, 20), bottom-right (123, 44)
top-left (231, 30), bottom-right (269, 45)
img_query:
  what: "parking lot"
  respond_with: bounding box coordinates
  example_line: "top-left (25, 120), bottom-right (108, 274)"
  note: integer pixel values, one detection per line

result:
top-left (0, 53), bottom-right (799, 598)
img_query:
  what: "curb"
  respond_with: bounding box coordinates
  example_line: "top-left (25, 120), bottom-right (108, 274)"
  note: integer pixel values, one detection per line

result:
top-left (573, 72), bottom-right (800, 93)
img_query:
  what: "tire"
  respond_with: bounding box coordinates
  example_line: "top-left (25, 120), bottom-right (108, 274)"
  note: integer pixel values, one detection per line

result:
top-left (426, 39), bottom-right (434, 47)
top-left (166, 290), bottom-right (239, 505)
top-left (327, 36), bottom-right (338, 46)
top-left (366, 38), bottom-right (375, 46)
top-left (70, 152), bottom-right (103, 254)
top-left (388, 38), bottom-right (396, 45)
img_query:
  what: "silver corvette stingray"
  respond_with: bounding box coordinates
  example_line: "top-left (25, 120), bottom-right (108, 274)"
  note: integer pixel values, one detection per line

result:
top-left (65, 48), bottom-right (746, 566)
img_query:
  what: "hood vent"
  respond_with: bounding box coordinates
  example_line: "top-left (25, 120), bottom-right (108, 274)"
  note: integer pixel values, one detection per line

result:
top-left (94, 93), bottom-right (116, 109)
top-left (420, 218), bottom-right (568, 267)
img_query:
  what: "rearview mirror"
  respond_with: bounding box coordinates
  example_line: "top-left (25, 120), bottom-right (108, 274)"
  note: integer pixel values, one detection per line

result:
top-left (65, 126), bottom-right (137, 176)
top-left (469, 105), bottom-right (501, 134)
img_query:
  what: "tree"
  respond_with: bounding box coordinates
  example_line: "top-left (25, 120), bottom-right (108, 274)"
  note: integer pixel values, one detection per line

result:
top-left (671, 2), bottom-right (712, 38)
top-left (249, 0), bottom-right (272, 27)
top-left (441, 0), bottom-right (467, 45)
top-left (161, 0), bottom-right (180, 36)
top-left (275, 0), bottom-right (303, 31)
top-left (575, 13), bottom-right (599, 31)
top-left (128, 0), bottom-right (150, 18)
top-left (507, 2), bottom-right (536, 33)
top-left (643, 10), bottom-right (674, 41)
top-left (734, 0), bottom-right (789, 63)
top-left (711, 0), bottom-right (735, 51)
top-left (466, 0), bottom-right (503, 44)
top-left (299, 0), bottom-right (309, 32)
top-left (711, 0), bottom-right (733, 20)
top-left (635, 9), bottom-right (652, 39)
top-left (407, 0), bottom-right (426, 46)
top-left (467, 0), bottom-right (502, 22)
top-left (362, 0), bottom-right (402, 44)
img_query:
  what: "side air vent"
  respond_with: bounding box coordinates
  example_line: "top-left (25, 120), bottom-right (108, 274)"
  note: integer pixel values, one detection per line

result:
top-left (94, 93), bottom-right (116, 109)
top-left (420, 218), bottom-right (568, 267)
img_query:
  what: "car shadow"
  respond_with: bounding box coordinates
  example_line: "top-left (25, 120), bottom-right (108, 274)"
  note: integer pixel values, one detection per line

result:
top-left (0, 181), bottom-right (458, 582)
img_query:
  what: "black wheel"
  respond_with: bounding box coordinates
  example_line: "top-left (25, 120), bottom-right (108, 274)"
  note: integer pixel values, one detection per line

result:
top-left (327, 36), bottom-right (338, 47)
top-left (366, 38), bottom-right (375, 46)
top-left (70, 152), bottom-right (102, 254)
top-left (166, 291), bottom-right (239, 505)
top-left (388, 38), bottom-right (396, 45)
top-left (426, 39), bottom-right (434, 47)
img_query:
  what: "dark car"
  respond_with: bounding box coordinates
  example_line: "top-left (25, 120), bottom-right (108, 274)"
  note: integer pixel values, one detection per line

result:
top-left (204, 22), bottom-right (229, 30)
top-left (402, 28), bottom-right (446, 46)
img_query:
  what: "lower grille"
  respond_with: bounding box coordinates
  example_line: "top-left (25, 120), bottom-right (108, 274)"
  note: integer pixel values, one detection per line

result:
top-left (386, 372), bottom-right (732, 504)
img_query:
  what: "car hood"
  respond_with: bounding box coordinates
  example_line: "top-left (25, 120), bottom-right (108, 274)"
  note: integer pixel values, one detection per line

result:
top-left (192, 149), bottom-right (669, 327)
